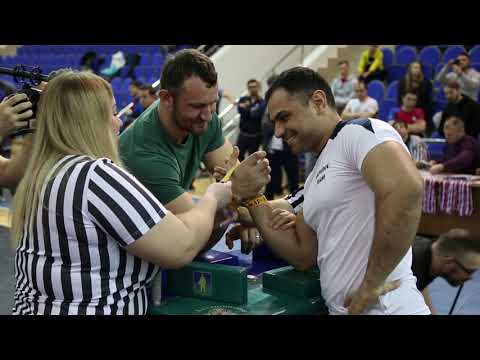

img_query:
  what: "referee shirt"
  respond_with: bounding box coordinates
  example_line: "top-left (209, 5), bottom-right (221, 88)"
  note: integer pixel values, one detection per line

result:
top-left (13, 155), bottom-right (167, 315)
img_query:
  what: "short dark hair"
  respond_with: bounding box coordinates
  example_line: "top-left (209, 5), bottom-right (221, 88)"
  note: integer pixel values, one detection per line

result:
top-left (445, 80), bottom-right (461, 90)
top-left (436, 229), bottom-right (480, 257)
top-left (338, 60), bottom-right (349, 66)
top-left (247, 79), bottom-right (259, 86)
top-left (265, 66), bottom-right (336, 108)
top-left (393, 120), bottom-right (408, 129)
top-left (266, 74), bottom-right (278, 87)
top-left (130, 79), bottom-right (143, 88)
top-left (458, 52), bottom-right (470, 58)
top-left (403, 90), bottom-right (418, 98)
top-left (445, 115), bottom-right (465, 128)
top-left (140, 85), bottom-right (157, 96)
top-left (160, 49), bottom-right (217, 96)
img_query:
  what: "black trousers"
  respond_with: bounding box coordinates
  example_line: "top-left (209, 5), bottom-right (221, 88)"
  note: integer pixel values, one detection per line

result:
top-left (265, 149), bottom-right (299, 200)
top-left (359, 69), bottom-right (386, 85)
top-left (237, 133), bottom-right (261, 162)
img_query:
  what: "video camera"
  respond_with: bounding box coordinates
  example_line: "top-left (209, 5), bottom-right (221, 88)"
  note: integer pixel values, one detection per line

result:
top-left (0, 65), bottom-right (48, 137)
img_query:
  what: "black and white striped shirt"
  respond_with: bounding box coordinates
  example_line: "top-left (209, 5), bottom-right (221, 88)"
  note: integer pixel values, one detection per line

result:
top-left (13, 155), bottom-right (167, 315)
top-left (285, 186), bottom-right (305, 214)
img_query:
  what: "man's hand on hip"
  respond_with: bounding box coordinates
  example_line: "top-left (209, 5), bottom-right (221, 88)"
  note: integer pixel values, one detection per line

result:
top-left (344, 280), bottom-right (400, 315)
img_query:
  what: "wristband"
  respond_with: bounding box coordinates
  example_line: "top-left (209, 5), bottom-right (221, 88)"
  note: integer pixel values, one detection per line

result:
top-left (243, 195), bottom-right (268, 209)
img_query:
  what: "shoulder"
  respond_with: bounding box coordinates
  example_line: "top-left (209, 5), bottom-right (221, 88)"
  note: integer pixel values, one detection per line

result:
top-left (367, 97), bottom-right (379, 106)
top-left (331, 118), bottom-right (399, 141)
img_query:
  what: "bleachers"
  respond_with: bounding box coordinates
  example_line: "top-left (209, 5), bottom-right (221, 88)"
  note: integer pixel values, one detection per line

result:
top-left (0, 44), bottom-right (193, 109)
top-left (376, 45), bottom-right (478, 126)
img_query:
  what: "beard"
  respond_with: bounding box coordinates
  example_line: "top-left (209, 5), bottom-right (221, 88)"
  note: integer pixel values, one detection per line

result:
top-left (171, 101), bottom-right (210, 136)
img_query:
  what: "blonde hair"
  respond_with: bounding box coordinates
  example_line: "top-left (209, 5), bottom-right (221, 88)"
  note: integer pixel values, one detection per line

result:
top-left (11, 70), bottom-right (121, 245)
top-left (405, 61), bottom-right (424, 92)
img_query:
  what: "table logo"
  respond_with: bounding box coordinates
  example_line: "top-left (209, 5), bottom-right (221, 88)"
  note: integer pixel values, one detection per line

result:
top-left (193, 271), bottom-right (212, 297)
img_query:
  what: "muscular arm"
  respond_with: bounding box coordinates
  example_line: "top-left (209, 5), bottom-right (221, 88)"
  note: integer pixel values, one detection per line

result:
top-left (342, 111), bottom-right (377, 121)
top-left (165, 192), bottom-right (228, 251)
top-left (203, 140), bottom-right (238, 174)
top-left (248, 203), bottom-right (317, 271)
top-left (408, 119), bottom-right (426, 134)
top-left (361, 141), bottom-right (424, 289)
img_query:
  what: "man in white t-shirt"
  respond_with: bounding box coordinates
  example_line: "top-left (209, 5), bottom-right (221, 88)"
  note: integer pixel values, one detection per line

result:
top-left (341, 80), bottom-right (379, 121)
top-left (229, 67), bottom-right (429, 315)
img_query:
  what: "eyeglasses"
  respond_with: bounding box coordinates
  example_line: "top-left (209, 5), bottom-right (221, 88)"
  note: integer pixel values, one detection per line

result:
top-left (453, 258), bottom-right (477, 275)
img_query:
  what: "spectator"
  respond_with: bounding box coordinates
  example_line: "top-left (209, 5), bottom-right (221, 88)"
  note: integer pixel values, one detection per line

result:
top-left (393, 91), bottom-right (427, 136)
top-left (430, 116), bottom-right (480, 175)
top-left (412, 229), bottom-right (480, 315)
top-left (392, 121), bottom-right (428, 162)
top-left (436, 52), bottom-right (480, 101)
top-left (138, 85), bottom-right (158, 109)
top-left (398, 61), bottom-right (433, 130)
top-left (236, 79), bottom-right (266, 161)
top-left (437, 81), bottom-right (480, 139)
top-left (358, 45), bottom-right (385, 84)
top-left (262, 74), bottom-right (299, 200)
top-left (341, 80), bottom-right (379, 121)
top-left (330, 60), bottom-right (358, 114)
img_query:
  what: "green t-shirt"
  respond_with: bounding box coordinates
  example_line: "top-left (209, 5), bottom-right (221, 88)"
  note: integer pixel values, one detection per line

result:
top-left (119, 100), bottom-right (225, 205)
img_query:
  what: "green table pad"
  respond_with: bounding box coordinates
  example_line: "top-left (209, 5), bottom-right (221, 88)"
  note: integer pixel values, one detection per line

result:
top-left (148, 276), bottom-right (328, 315)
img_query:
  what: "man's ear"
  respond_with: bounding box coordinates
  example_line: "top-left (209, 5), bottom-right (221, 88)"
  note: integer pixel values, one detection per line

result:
top-left (158, 89), bottom-right (173, 109)
top-left (311, 90), bottom-right (328, 114)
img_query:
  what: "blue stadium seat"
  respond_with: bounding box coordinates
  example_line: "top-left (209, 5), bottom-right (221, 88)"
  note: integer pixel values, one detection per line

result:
top-left (442, 45), bottom-right (466, 63)
top-left (380, 99), bottom-right (397, 121)
top-left (386, 81), bottom-right (399, 100)
top-left (433, 100), bottom-right (448, 114)
top-left (395, 46), bottom-right (417, 66)
top-left (387, 106), bottom-right (400, 121)
top-left (367, 80), bottom-right (385, 104)
top-left (470, 62), bottom-right (480, 72)
top-left (469, 45), bottom-right (480, 63)
top-left (386, 65), bottom-right (407, 83)
top-left (419, 45), bottom-right (441, 70)
top-left (434, 63), bottom-right (445, 79)
top-left (436, 87), bottom-right (447, 102)
top-left (381, 48), bottom-right (394, 68)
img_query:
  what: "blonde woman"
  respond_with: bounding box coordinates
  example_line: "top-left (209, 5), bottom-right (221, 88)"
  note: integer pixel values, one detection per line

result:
top-left (11, 70), bottom-right (232, 315)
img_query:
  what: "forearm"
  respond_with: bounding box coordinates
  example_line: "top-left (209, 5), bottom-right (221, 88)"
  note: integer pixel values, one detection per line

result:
top-left (435, 65), bottom-right (449, 83)
top-left (442, 150), bottom-right (475, 173)
top-left (203, 223), bottom-right (229, 251)
top-left (248, 203), bottom-right (310, 269)
top-left (238, 199), bottom-right (293, 227)
top-left (363, 187), bottom-right (423, 288)
top-left (0, 137), bottom-right (33, 187)
top-left (422, 288), bottom-right (436, 315)
top-left (176, 194), bottom-right (218, 257)
top-left (342, 112), bottom-right (359, 121)
top-left (408, 120), bottom-right (426, 134)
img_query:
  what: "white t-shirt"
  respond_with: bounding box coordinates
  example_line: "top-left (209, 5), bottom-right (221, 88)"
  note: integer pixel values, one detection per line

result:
top-left (344, 97), bottom-right (378, 116)
top-left (302, 118), bottom-right (429, 315)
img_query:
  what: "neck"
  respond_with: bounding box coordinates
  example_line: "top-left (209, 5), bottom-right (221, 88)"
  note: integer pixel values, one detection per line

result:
top-left (158, 102), bottom-right (189, 144)
top-left (402, 105), bottom-right (413, 112)
top-left (312, 113), bottom-right (342, 154)
top-left (341, 73), bottom-right (348, 80)
top-left (403, 134), bottom-right (410, 143)
top-left (359, 96), bottom-right (367, 102)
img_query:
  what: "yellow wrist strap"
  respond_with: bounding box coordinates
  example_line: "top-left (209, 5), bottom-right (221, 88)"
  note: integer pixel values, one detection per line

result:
top-left (221, 164), bottom-right (239, 183)
top-left (243, 195), bottom-right (268, 209)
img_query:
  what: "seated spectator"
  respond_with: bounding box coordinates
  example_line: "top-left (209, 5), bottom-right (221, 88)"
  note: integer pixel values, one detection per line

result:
top-left (358, 45), bottom-right (385, 84)
top-left (393, 91), bottom-right (427, 136)
top-left (392, 121), bottom-right (428, 162)
top-left (341, 80), bottom-right (379, 120)
top-left (138, 85), bottom-right (159, 109)
top-left (412, 229), bottom-right (480, 315)
top-left (398, 61), bottom-right (433, 130)
top-left (437, 81), bottom-right (480, 139)
top-left (429, 116), bottom-right (480, 175)
top-left (436, 52), bottom-right (480, 101)
top-left (330, 60), bottom-right (358, 114)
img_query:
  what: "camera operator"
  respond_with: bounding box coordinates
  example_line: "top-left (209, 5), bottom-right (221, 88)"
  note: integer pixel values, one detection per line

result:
top-left (0, 94), bottom-right (34, 187)
top-left (436, 52), bottom-right (480, 101)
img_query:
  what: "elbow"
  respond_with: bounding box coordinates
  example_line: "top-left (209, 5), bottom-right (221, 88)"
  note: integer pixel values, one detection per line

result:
top-left (292, 255), bottom-right (316, 272)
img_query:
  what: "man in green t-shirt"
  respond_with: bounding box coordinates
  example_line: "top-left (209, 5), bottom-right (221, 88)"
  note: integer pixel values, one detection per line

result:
top-left (120, 49), bottom-right (269, 251)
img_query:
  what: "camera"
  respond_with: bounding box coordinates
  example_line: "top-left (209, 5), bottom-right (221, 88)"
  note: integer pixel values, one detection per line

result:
top-left (452, 59), bottom-right (461, 66)
top-left (0, 65), bottom-right (48, 137)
